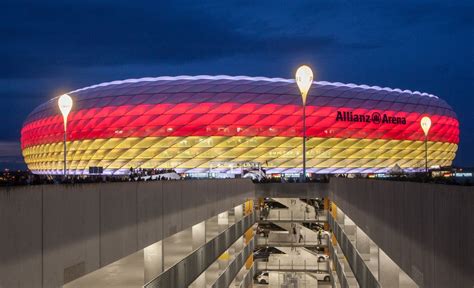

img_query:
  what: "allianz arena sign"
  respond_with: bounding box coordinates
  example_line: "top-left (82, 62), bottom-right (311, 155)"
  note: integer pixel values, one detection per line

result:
top-left (336, 111), bottom-right (407, 125)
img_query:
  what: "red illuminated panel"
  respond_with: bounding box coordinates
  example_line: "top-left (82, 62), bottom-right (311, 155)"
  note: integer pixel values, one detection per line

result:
top-left (21, 102), bottom-right (459, 149)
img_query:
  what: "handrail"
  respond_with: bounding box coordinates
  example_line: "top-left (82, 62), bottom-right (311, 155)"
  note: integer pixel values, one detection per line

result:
top-left (144, 212), bottom-right (256, 288)
top-left (256, 234), bottom-right (328, 247)
top-left (260, 208), bottom-right (328, 222)
top-left (328, 236), bottom-right (351, 288)
top-left (255, 258), bottom-right (329, 273)
top-left (210, 237), bottom-right (255, 288)
top-left (238, 263), bottom-right (256, 288)
top-left (328, 213), bottom-right (380, 288)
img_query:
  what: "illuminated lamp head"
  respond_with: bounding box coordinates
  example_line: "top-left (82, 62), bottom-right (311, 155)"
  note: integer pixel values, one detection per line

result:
top-left (420, 116), bottom-right (432, 137)
top-left (295, 65), bottom-right (314, 105)
top-left (58, 94), bottom-right (73, 129)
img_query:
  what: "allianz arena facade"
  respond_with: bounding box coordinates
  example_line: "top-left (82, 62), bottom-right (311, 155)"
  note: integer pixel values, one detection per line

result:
top-left (20, 76), bottom-right (459, 175)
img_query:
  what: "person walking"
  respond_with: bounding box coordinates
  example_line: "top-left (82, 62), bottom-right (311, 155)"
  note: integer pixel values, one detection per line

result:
top-left (317, 228), bottom-right (323, 245)
top-left (291, 224), bottom-right (298, 250)
top-left (263, 204), bottom-right (270, 220)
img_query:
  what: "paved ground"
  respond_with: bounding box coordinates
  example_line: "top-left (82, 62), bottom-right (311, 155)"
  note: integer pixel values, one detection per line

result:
top-left (64, 250), bottom-right (144, 288)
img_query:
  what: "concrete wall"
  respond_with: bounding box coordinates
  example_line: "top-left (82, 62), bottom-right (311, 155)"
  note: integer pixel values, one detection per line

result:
top-left (0, 179), bottom-right (254, 288)
top-left (329, 178), bottom-right (474, 288)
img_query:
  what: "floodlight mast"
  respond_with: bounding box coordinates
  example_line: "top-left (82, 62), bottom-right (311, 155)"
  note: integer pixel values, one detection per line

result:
top-left (58, 94), bottom-right (73, 177)
top-left (295, 65), bottom-right (314, 182)
top-left (420, 116), bottom-right (432, 175)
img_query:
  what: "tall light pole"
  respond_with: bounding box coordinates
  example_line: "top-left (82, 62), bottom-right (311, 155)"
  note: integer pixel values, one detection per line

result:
top-left (420, 116), bottom-right (431, 176)
top-left (295, 65), bottom-right (314, 182)
top-left (58, 94), bottom-right (73, 177)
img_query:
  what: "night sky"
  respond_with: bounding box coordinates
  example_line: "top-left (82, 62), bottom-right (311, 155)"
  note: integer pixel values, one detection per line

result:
top-left (1, 0), bottom-right (473, 169)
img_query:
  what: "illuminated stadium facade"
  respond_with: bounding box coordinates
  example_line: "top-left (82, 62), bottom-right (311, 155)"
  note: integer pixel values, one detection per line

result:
top-left (20, 76), bottom-right (459, 175)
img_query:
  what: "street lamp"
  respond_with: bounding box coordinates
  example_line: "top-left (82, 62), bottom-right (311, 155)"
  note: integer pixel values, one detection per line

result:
top-left (295, 65), bottom-right (314, 182)
top-left (420, 116), bottom-right (431, 175)
top-left (58, 94), bottom-right (73, 176)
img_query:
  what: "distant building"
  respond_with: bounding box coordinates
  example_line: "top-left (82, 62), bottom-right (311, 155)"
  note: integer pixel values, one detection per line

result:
top-left (20, 76), bottom-right (459, 175)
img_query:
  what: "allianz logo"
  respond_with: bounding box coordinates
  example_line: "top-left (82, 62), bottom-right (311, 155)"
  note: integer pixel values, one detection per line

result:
top-left (336, 111), bottom-right (407, 125)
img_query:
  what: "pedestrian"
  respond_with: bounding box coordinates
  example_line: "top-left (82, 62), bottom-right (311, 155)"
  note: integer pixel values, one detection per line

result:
top-left (317, 229), bottom-right (323, 245)
top-left (260, 203), bottom-right (266, 220)
top-left (263, 204), bottom-right (270, 220)
top-left (291, 224), bottom-right (297, 249)
top-left (129, 167), bottom-right (134, 180)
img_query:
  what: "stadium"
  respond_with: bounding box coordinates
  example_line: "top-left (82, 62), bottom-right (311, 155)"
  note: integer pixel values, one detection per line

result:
top-left (20, 75), bottom-right (459, 176)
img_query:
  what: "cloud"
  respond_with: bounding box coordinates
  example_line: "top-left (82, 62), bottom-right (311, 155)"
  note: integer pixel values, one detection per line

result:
top-left (0, 0), bottom-right (382, 79)
top-left (0, 141), bottom-right (21, 157)
top-left (0, 141), bottom-right (25, 169)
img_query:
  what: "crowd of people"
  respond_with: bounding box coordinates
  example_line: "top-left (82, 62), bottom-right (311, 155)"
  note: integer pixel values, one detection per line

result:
top-left (0, 168), bottom-right (184, 187)
top-left (1, 168), bottom-right (470, 186)
top-left (0, 170), bottom-right (56, 186)
top-left (128, 167), bottom-right (180, 181)
top-left (252, 175), bottom-right (330, 183)
top-left (129, 167), bottom-right (176, 177)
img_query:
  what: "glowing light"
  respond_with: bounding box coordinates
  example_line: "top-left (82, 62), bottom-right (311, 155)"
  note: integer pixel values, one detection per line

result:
top-left (58, 94), bottom-right (73, 128)
top-left (295, 65), bottom-right (314, 105)
top-left (420, 116), bottom-right (432, 136)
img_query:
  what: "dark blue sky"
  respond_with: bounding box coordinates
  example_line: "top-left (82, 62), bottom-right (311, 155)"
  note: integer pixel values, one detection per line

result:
top-left (1, 0), bottom-right (473, 169)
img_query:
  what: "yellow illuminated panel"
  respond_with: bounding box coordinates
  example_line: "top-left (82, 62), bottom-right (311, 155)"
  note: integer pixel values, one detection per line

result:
top-left (22, 136), bottom-right (458, 174)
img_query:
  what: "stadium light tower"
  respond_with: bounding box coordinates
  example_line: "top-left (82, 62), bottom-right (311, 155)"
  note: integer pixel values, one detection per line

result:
top-left (295, 65), bottom-right (314, 182)
top-left (420, 116), bottom-right (432, 175)
top-left (58, 94), bottom-right (73, 177)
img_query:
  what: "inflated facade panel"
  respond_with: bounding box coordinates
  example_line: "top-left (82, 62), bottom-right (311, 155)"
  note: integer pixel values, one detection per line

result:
top-left (21, 76), bottom-right (459, 175)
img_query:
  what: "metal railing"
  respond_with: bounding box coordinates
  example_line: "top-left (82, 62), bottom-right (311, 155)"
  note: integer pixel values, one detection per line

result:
top-left (211, 238), bottom-right (255, 288)
top-left (328, 213), bottom-right (380, 288)
top-left (144, 212), bottom-right (256, 288)
top-left (261, 209), bottom-right (328, 222)
top-left (256, 233), bottom-right (329, 247)
top-left (255, 258), bottom-right (329, 272)
top-left (329, 237), bottom-right (352, 288)
top-left (237, 263), bottom-right (256, 288)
